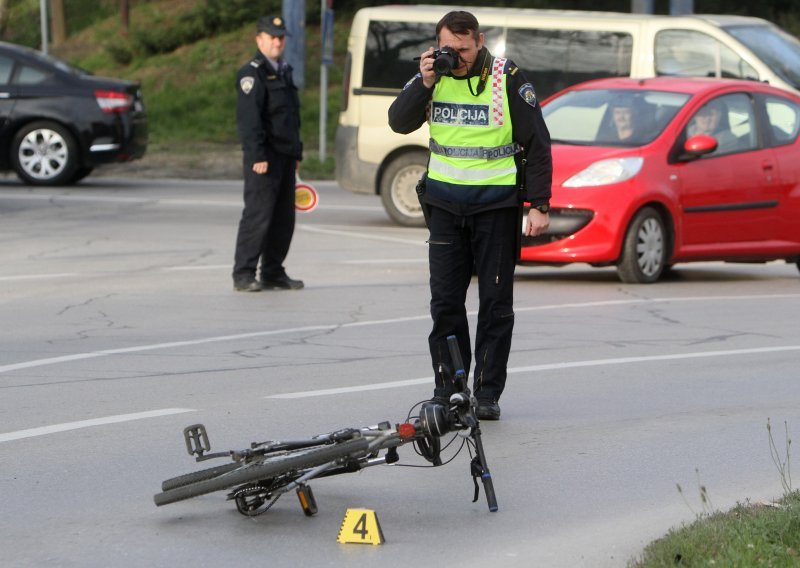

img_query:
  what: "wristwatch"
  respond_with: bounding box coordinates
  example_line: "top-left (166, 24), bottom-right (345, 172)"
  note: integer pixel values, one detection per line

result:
top-left (532, 203), bottom-right (550, 214)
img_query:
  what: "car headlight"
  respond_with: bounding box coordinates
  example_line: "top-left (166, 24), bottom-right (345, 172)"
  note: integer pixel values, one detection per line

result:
top-left (562, 157), bottom-right (644, 187)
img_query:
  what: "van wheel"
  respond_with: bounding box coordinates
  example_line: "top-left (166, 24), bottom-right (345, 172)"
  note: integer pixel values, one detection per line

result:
top-left (380, 152), bottom-right (427, 227)
top-left (11, 121), bottom-right (79, 186)
top-left (616, 207), bottom-right (668, 284)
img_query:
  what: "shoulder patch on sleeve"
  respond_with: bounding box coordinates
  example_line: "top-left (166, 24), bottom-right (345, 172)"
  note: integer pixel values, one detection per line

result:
top-left (402, 73), bottom-right (422, 91)
top-left (239, 76), bottom-right (255, 94)
top-left (518, 83), bottom-right (537, 108)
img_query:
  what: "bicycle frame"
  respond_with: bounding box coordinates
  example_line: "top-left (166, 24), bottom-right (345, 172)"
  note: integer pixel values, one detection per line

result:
top-left (154, 336), bottom-right (498, 516)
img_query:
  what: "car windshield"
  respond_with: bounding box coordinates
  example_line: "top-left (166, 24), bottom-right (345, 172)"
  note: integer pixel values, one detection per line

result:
top-left (542, 88), bottom-right (690, 147)
top-left (725, 24), bottom-right (800, 90)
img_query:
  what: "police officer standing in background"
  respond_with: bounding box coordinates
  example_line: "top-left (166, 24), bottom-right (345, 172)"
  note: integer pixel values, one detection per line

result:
top-left (388, 11), bottom-right (552, 420)
top-left (232, 15), bottom-right (304, 292)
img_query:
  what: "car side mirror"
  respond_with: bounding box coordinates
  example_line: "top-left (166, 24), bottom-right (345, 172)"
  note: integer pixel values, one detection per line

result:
top-left (679, 134), bottom-right (718, 161)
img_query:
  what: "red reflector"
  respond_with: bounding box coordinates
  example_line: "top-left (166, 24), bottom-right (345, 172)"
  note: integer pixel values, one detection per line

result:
top-left (398, 423), bottom-right (416, 439)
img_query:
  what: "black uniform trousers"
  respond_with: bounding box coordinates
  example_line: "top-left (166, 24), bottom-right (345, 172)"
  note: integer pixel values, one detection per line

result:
top-left (428, 205), bottom-right (517, 403)
top-left (233, 154), bottom-right (296, 281)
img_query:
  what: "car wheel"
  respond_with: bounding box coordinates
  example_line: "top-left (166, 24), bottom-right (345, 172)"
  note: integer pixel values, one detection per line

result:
top-left (617, 207), bottom-right (668, 284)
top-left (380, 151), bottom-right (427, 227)
top-left (11, 121), bottom-right (79, 186)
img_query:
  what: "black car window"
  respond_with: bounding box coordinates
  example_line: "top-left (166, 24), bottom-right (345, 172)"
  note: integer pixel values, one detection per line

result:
top-left (16, 64), bottom-right (54, 85)
top-left (0, 55), bottom-right (13, 85)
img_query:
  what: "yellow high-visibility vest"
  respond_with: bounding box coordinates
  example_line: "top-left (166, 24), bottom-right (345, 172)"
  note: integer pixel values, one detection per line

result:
top-left (427, 57), bottom-right (518, 188)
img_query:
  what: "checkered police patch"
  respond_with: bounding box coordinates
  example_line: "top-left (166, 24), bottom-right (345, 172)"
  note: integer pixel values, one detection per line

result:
top-left (240, 76), bottom-right (255, 95)
top-left (518, 83), bottom-right (537, 108)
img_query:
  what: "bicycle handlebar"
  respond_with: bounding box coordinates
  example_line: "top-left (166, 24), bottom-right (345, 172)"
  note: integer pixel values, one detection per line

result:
top-left (446, 335), bottom-right (468, 392)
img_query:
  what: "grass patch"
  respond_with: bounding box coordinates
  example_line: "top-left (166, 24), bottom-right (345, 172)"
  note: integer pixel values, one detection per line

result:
top-left (632, 419), bottom-right (797, 566)
top-left (47, 0), bottom-right (348, 179)
top-left (631, 492), bottom-right (800, 566)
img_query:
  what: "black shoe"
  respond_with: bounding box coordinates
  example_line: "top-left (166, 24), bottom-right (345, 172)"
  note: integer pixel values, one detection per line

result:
top-left (261, 274), bottom-right (304, 290)
top-left (233, 277), bottom-right (261, 292)
top-left (476, 399), bottom-right (501, 421)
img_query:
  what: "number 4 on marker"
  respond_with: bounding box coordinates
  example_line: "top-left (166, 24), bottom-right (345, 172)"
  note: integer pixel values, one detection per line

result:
top-left (353, 513), bottom-right (369, 539)
top-left (337, 508), bottom-right (385, 545)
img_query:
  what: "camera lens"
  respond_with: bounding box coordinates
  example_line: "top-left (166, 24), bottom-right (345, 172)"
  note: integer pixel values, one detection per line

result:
top-left (433, 49), bottom-right (458, 75)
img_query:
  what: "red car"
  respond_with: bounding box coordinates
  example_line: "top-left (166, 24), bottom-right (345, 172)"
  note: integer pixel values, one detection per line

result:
top-left (523, 77), bottom-right (800, 283)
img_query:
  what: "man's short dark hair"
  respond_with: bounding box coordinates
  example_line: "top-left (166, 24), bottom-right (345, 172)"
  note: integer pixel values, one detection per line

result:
top-left (436, 11), bottom-right (480, 41)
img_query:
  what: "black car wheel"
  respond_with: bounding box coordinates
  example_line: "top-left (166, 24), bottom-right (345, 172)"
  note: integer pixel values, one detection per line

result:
top-left (11, 121), bottom-right (79, 186)
top-left (617, 207), bottom-right (668, 284)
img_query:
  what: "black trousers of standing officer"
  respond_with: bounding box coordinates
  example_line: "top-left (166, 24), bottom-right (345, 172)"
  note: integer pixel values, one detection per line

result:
top-left (233, 154), bottom-right (296, 281)
top-left (428, 206), bottom-right (517, 403)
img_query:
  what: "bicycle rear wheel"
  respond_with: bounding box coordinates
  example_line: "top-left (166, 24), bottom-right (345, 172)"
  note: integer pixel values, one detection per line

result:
top-left (154, 438), bottom-right (369, 507)
top-left (161, 462), bottom-right (241, 492)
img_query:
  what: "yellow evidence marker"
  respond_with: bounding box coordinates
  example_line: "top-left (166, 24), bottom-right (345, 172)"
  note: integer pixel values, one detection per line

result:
top-left (337, 508), bottom-right (385, 545)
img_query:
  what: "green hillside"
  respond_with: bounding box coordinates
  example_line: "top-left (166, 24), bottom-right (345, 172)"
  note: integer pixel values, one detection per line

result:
top-left (4, 0), bottom-right (349, 177)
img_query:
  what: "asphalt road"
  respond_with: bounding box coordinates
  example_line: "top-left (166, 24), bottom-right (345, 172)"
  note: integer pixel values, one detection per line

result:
top-left (1, 176), bottom-right (799, 567)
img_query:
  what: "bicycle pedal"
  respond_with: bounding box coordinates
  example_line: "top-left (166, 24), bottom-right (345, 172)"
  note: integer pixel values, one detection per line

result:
top-left (183, 424), bottom-right (211, 458)
top-left (296, 484), bottom-right (318, 516)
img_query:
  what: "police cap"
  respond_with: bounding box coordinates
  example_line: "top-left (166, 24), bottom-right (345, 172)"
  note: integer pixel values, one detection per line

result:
top-left (257, 15), bottom-right (288, 37)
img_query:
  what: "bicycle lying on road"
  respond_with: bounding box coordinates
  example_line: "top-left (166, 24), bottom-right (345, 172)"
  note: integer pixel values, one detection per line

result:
top-left (154, 336), bottom-right (498, 517)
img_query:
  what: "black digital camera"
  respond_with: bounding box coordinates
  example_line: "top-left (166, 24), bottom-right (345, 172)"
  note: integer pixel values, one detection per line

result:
top-left (432, 47), bottom-right (460, 75)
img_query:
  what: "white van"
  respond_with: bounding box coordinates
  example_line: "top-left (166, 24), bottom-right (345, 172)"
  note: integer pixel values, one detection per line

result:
top-left (335, 5), bottom-right (800, 225)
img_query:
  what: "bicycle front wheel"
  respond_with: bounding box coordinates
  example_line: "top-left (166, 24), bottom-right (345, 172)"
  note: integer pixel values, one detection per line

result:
top-left (154, 438), bottom-right (369, 507)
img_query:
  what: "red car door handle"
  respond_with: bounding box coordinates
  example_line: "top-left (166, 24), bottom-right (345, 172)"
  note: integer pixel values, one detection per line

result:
top-left (762, 161), bottom-right (774, 171)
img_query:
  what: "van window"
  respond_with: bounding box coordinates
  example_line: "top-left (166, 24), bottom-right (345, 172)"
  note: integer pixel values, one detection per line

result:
top-left (655, 29), bottom-right (758, 81)
top-left (364, 21), bottom-right (435, 90)
top-left (363, 21), bottom-right (501, 90)
top-left (506, 29), bottom-right (632, 99)
top-left (726, 24), bottom-right (800, 90)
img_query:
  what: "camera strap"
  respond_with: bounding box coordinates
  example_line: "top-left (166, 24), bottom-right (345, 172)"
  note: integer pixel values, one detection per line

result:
top-left (468, 49), bottom-right (491, 97)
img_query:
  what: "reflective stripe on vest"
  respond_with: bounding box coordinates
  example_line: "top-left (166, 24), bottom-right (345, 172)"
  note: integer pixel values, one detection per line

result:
top-left (427, 57), bottom-right (516, 187)
top-left (429, 140), bottom-right (521, 160)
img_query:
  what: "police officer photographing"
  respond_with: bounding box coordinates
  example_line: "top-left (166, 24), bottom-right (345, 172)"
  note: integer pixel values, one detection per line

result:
top-left (232, 15), bottom-right (304, 292)
top-left (388, 11), bottom-right (552, 420)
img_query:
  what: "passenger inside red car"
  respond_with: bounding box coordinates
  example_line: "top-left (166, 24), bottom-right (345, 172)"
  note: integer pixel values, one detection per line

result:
top-left (687, 99), bottom-right (738, 153)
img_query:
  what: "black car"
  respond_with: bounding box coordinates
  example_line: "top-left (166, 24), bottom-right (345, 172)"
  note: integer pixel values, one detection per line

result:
top-left (0, 41), bottom-right (147, 185)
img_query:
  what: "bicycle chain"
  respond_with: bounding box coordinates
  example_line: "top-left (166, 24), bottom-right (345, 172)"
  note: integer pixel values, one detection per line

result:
top-left (232, 485), bottom-right (281, 517)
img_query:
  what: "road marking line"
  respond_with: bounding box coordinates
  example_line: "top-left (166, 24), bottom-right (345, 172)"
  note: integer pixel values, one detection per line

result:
top-left (299, 224), bottom-right (426, 246)
top-left (1, 294), bottom-right (798, 375)
top-left (343, 258), bottom-right (428, 264)
top-left (0, 408), bottom-right (196, 443)
top-left (0, 273), bottom-right (80, 281)
top-left (265, 345), bottom-right (800, 399)
top-left (162, 264), bottom-right (231, 271)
